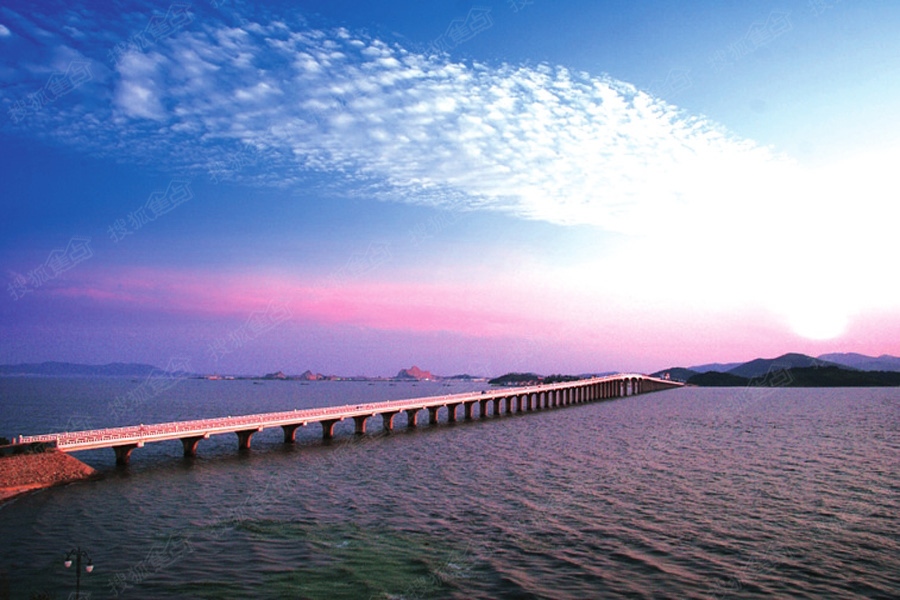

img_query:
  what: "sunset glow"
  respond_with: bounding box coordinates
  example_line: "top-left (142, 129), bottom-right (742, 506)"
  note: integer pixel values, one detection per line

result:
top-left (2, 1), bottom-right (899, 375)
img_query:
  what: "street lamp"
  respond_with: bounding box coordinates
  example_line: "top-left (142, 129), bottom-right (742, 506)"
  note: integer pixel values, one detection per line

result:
top-left (64, 547), bottom-right (94, 600)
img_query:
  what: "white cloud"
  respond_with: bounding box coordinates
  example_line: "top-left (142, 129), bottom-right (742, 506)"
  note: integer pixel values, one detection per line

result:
top-left (21, 17), bottom-right (899, 334)
top-left (45, 20), bottom-right (787, 236)
top-left (0, 23), bottom-right (11, 37)
top-left (113, 51), bottom-right (167, 120)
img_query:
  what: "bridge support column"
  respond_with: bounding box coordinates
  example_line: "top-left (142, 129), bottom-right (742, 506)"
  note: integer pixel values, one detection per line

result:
top-left (479, 399), bottom-right (490, 418)
top-left (492, 397), bottom-right (501, 416)
top-left (464, 401), bottom-right (475, 420)
top-left (181, 435), bottom-right (207, 457)
top-left (406, 409), bottom-right (419, 428)
top-left (353, 415), bottom-right (368, 435)
top-left (282, 423), bottom-right (303, 443)
top-left (113, 443), bottom-right (139, 466)
top-left (237, 428), bottom-right (261, 451)
top-left (382, 411), bottom-right (398, 432)
top-left (428, 406), bottom-right (440, 425)
top-left (446, 404), bottom-right (459, 422)
top-left (504, 397), bottom-right (512, 413)
top-left (321, 419), bottom-right (340, 440)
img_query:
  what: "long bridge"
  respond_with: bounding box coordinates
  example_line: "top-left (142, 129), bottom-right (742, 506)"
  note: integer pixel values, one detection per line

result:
top-left (18, 374), bottom-right (682, 465)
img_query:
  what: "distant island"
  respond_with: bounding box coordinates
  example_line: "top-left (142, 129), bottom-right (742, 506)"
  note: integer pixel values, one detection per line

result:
top-left (653, 352), bottom-right (900, 387)
top-left (4, 352), bottom-right (900, 387)
top-left (207, 365), bottom-right (486, 382)
top-left (0, 362), bottom-right (487, 382)
top-left (0, 361), bottom-right (186, 378)
top-left (488, 372), bottom-right (587, 386)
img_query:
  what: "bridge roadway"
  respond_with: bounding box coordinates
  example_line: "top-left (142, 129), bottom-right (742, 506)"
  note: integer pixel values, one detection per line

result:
top-left (18, 374), bottom-right (681, 465)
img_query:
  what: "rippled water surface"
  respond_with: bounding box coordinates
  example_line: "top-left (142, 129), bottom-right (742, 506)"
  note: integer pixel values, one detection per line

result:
top-left (1, 380), bottom-right (898, 598)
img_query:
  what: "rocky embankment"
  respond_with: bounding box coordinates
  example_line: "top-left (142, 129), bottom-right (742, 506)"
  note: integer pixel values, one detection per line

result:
top-left (0, 448), bottom-right (96, 502)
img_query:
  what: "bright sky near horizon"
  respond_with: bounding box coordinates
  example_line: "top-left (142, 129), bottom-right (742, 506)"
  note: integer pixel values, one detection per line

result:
top-left (1, 0), bottom-right (899, 377)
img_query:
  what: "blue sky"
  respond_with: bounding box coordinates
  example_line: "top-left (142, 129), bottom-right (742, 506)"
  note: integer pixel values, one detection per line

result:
top-left (2, 0), bottom-right (899, 376)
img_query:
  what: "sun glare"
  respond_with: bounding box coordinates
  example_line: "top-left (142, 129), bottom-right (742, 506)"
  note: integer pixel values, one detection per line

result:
top-left (789, 309), bottom-right (848, 341)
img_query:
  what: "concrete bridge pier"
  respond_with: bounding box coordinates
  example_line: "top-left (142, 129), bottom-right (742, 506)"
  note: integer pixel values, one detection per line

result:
top-left (405, 408), bottom-right (420, 428)
top-left (427, 406), bottom-right (440, 425)
top-left (353, 415), bottom-right (369, 435)
top-left (181, 434), bottom-right (209, 457)
top-left (492, 397), bottom-right (502, 416)
top-left (282, 423), bottom-right (304, 443)
top-left (236, 427), bottom-right (262, 451)
top-left (504, 397), bottom-right (513, 413)
top-left (446, 403), bottom-right (459, 422)
top-left (113, 443), bottom-right (140, 466)
top-left (382, 411), bottom-right (398, 432)
top-left (321, 419), bottom-right (341, 440)
top-left (479, 399), bottom-right (490, 418)
top-left (464, 401), bottom-right (475, 420)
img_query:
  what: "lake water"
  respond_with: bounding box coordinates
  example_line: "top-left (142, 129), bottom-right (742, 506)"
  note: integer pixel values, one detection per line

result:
top-left (0, 379), bottom-right (898, 599)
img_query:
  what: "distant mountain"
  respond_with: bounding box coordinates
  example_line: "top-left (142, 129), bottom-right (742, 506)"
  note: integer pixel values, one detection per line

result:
top-left (0, 362), bottom-right (165, 377)
top-left (298, 370), bottom-right (325, 381)
top-left (443, 374), bottom-right (487, 381)
top-left (688, 366), bottom-right (900, 387)
top-left (650, 367), bottom-right (698, 383)
top-left (489, 372), bottom-right (542, 385)
top-left (818, 353), bottom-right (900, 372)
top-left (396, 366), bottom-right (435, 380)
top-left (726, 353), bottom-right (847, 379)
top-left (687, 362), bottom-right (743, 373)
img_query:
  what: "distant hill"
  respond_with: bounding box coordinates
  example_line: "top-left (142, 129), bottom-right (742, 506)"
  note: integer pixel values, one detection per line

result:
top-left (785, 366), bottom-right (900, 386)
top-left (396, 366), bottom-right (435, 381)
top-left (489, 372), bottom-right (542, 385)
top-left (818, 353), bottom-right (900, 372)
top-left (726, 353), bottom-right (846, 379)
top-left (650, 367), bottom-right (698, 383)
top-left (687, 362), bottom-right (743, 373)
top-left (688, 366), bottom-right (900, 387)
top-left (0, 362), bottom-right (165, 377)
top-left (298, 370), bottom-right (325, 381)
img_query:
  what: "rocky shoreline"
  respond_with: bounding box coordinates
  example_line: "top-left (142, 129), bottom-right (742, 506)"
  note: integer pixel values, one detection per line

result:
top-left (0, 449), bottom-right (96, 503)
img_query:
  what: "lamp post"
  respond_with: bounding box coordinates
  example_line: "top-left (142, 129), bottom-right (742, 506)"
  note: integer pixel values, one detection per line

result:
top-left (64, 547), bottom-right (94, 600)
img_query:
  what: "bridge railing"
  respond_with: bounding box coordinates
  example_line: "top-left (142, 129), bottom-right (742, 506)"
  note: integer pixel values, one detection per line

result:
top-left (18, 374), bottom-right (679, 449)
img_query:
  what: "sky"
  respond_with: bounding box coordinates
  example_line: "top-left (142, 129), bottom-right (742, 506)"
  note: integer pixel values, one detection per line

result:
top-left (1, 0), bottom-right (899, 377)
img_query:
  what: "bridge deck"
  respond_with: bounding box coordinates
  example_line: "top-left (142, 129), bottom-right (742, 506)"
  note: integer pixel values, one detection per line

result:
top-left (17, 374), bottom-right (681, 459)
